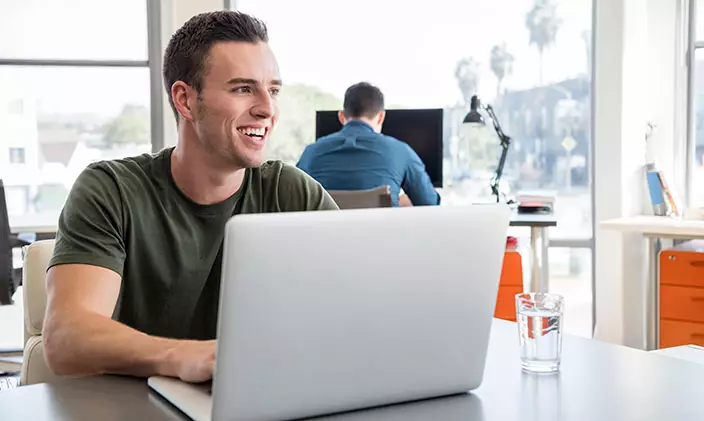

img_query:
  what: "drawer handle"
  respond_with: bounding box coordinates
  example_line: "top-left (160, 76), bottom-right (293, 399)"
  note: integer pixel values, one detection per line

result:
top-left (692, 333), bottom-right (704, 339)
top-left (690, 261), bottom-right (704, 268)
top-left (692, 297), bottom-right (704, 302)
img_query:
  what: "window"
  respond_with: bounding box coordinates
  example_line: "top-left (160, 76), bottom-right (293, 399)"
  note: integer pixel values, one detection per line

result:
top-left (236, 0), bottom-right (594, 336)
top-left (7, 99), bottom-right (24, 115)
top-left (0, 0), bottom-right (148, 61)
top-left (8, 147), bottom-right (25, 164)
top-left (693, 1), bottom-right (704, 205)
top-left (0, 1), bottom-right (155, 220)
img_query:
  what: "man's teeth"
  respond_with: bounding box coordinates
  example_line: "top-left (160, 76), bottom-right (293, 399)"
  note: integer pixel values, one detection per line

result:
top-left (238, 127), bottom-right (266, 136)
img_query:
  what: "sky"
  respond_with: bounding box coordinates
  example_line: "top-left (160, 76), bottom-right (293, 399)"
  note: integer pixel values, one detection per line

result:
top-left (0, 0), bottom-right (591, 117)
top-left (0, 0), bottom-right (149, 118)
top-left (238, 0), bottom-right (592, 107)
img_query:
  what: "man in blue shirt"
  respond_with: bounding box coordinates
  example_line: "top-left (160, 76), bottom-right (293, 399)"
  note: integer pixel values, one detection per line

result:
top-left (297, 82), bottom-right (440, 207)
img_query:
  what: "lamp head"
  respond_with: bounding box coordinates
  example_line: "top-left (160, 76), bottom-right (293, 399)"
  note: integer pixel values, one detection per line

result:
top-left (463, 95), bottom-right (485, 124)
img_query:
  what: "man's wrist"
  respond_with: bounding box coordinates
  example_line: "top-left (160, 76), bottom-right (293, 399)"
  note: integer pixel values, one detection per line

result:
top-left (152, 338), bottom-right (182, 377)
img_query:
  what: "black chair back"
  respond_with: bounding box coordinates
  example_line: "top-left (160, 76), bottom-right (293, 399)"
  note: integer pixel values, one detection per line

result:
top-left (0, 180), bottom-right (19, 305)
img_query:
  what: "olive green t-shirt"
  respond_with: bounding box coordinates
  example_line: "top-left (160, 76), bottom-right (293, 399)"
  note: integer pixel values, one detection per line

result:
top-left (48, 147), bottom-right (338, 340)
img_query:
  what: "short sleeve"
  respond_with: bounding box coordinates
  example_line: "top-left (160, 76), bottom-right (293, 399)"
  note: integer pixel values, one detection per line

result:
top-left (276, 163), bottom-right (339, 212)
top-left (48, 164), bottom-right (126, 277)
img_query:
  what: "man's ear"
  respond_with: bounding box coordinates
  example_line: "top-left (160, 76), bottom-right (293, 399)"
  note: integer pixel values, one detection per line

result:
top-left (338, 110), bottom-right (347, 125)
top-left (172, 81), bottom-right (196, 122)
top-left (376, 111), bottom-right (386, 127)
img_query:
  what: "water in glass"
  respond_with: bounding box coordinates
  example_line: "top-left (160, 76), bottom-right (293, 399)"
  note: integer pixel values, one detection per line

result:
top-left (516, 293), bottom-right (564, 373)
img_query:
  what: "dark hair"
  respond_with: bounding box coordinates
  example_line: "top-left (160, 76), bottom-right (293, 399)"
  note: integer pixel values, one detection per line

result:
top-left (343, 82), bottom-right (385, 119)
top-left (163, 11), bottom-right (269, 121)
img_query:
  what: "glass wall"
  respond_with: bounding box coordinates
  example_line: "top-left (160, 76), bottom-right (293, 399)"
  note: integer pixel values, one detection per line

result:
top-left (235, 0), bottom-right (594, 336)
top-left (692, 1), bottom-right (704, 205)
top-left (0, 0), bottom-right (152, 223)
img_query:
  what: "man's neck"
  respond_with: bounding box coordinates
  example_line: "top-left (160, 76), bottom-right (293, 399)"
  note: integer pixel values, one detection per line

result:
top-left (346, 118), bottom-right (379, 133)
top-left (170, 141), bottom-right (245, 206)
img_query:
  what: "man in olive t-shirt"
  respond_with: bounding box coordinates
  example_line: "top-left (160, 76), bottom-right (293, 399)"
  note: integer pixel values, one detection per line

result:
top-left (50, 148), bottom-right (335, 340)
top-left (42, 11), bottom-right (337, 383)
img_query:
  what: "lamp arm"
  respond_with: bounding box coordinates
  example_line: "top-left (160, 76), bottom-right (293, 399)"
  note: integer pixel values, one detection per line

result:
top-left (484, 104), bottom-right (512, 202)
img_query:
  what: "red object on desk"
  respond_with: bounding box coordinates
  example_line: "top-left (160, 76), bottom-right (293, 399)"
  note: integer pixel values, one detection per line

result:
top-left (495, 245), bottom-right (523, 322)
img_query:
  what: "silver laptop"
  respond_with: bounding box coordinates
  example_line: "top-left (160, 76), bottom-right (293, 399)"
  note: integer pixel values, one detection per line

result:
top-left (149, 204), bottom-right (510, 421)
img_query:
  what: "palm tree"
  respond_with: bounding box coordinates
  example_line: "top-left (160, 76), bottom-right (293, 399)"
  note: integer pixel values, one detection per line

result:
top-left (525, 0), bottom-right (562, 86)
top-left (455, 56), bottom-right (479, 106)
top-left (490, 43), bottom-right (514, 99)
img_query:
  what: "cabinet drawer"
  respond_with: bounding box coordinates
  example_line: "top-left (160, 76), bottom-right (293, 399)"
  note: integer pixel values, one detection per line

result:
top-left (494, 286), bottom-right (522, 321)
top-left (660, 319), bottom-right (704, 348)
top-left (660, 285), bottom-right (704, 323)
top-left (499, 251), bottom-right (523, 287)
top-left (660, 250), bottom-right (704, 287)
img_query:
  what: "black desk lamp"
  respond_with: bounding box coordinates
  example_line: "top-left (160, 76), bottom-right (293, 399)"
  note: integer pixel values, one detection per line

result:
top-left (462, 95), bottom-right (512, 203)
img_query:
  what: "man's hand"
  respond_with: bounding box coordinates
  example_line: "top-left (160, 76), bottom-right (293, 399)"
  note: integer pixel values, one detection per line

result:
top-left (166, 340), bottom-right (217, 383)
top-left (399, 194), bottom-right (413, 207)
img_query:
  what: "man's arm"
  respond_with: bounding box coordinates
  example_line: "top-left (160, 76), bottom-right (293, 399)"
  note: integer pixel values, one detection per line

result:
top-left (401, 145), bottom-right (441, 206)
top-left (43, 264), bottom-right (215, 381)
top-left (43, 165), bottom-right (215, 381)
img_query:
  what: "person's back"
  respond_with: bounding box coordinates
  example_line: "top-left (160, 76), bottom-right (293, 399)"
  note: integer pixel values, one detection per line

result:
top-left (297, 82), bottom-right (440, 207)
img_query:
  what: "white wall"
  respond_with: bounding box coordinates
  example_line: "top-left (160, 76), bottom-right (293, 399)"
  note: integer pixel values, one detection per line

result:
top-left (159, 0), bottom-right (227, 147)
top-left (594, 0), bottom-right (686, 348)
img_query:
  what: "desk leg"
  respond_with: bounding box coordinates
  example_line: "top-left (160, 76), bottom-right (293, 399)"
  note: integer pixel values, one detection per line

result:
top-left (529, 227), bottom-right (542, 292)
top-left (646, 237), bottom-right (660, 350)
top-left (540, 227), bottom-right (550, 292)
top-left (528, 227), bottom-right (550, 293)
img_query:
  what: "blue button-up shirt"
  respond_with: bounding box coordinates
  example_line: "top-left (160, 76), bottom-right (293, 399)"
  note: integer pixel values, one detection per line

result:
top-left (297, 120), bottom-right (440, 206)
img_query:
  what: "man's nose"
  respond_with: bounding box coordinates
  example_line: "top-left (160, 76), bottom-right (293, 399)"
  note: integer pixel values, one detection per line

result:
top-left (251, 92), bottom-right (275, 119)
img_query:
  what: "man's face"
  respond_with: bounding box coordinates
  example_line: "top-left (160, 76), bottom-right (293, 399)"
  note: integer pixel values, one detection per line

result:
top-left (191, 41), bottom-right (281, 169)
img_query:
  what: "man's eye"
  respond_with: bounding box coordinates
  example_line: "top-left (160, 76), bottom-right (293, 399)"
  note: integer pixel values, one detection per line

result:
top-left (270, 88), bottom-right (281, 97)
top-left (233, 86), bottom-right (252, 93)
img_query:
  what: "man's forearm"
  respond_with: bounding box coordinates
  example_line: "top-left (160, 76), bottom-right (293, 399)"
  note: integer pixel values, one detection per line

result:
top-left (44, 310), bottom-right (183, 378)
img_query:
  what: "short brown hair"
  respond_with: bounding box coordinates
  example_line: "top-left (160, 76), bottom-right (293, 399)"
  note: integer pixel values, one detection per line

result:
top-left (163, 10), bottom-right (269, 121)
top-left (343, 82), bottom-right (385, 119)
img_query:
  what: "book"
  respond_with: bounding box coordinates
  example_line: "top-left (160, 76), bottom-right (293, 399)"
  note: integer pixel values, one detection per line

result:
top-left (645, 164), bottom-right (680, 217)
top-left (646, 166), bottom-right (667, 216)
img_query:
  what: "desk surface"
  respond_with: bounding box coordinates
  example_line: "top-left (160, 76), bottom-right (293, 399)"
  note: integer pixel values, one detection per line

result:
top-left (509, 212), bottom-right (557, 228)
top-left (8, 211), bottom-right (60, 234)
top-left (1, 319), bottom-right (703, 421)
top-left (601, 215), bottom-right (704, 238)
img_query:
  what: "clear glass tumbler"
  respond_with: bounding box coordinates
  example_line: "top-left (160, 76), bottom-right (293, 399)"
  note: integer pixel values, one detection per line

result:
top-left (515, 292), bottom-right (564, 373)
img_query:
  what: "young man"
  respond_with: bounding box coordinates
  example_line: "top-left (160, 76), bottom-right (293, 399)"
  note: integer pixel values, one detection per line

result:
top-left (42, 11), bottom-right (337, 383)
top-left (297, 82), bottom-right (440, 207)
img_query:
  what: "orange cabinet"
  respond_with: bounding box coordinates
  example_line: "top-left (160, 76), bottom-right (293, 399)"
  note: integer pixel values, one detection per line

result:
top-left (495, 251), bottom-right (523, 322)
top-left (659, 249), bottom-right (704, 349)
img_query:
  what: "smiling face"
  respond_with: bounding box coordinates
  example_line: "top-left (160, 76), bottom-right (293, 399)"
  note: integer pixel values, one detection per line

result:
top-left (173, 41), bottom-right (281, 169)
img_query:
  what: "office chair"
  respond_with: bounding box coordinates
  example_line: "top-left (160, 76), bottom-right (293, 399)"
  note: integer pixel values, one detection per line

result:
top-left (327, 185), bottom-right (394, 210)
top-left (0, 180), bottom-right (30, 305)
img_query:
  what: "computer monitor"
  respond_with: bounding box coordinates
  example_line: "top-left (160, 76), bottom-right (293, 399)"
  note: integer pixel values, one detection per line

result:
top-left (315, 109), bottom-right (444, 187)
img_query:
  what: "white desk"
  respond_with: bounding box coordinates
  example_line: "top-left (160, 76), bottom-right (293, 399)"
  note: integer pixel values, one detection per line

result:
top-left (8, 212), bottom-right (60, 235)
top-left (601, 215), bottom-right (704, 350)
